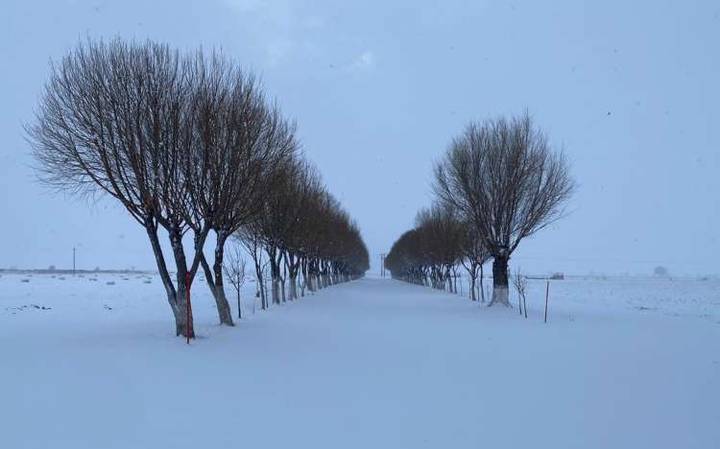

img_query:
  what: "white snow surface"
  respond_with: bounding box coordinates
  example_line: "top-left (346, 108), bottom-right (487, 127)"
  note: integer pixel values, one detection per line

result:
top-left (1, 273), bottom-right (719, 448)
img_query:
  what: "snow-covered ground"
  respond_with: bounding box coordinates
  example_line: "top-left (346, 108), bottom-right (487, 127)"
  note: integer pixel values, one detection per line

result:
top-left (1, 273), bottom-right (719, 448)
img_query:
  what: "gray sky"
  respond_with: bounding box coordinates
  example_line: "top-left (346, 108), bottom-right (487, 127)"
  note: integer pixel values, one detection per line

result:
top-left (1, 0), bottom-right (718, 276)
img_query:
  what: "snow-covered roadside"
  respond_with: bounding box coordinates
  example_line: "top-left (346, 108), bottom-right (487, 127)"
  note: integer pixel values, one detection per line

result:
top-left (1, 275), bottom-right (718, 448)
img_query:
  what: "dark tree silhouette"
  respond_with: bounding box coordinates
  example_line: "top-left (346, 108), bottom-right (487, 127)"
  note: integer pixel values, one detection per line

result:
top-left (385, 203), bottom-right (467, 294)
top-left (433, 113), bottom-right (574, 306)
top-left (223, 240), bottom-right (247, 319)
top-left (28, 39), bottom-right (204, 337)
top-left (27, 38), bottom-right (352, 336)
top-left (238, 157), bottom-right (369, 305)
top-left (190, 59), bottom-right (297, 325)
top-left (459, 224), bottom-right (491, 302)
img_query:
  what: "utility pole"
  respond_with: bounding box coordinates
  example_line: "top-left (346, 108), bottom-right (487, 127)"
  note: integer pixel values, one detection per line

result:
top-left (72, 247), bottom-right (76, 276)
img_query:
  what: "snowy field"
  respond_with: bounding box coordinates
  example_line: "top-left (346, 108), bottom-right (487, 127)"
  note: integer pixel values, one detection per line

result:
top-left (1, 273), bottom-right (719, 448)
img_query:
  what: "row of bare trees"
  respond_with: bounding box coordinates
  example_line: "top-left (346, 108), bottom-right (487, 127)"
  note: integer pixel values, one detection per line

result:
top-left (236, 158), bottom-right (369, 310)
top-left (385, 113), bottom-right (575, 306)
top-left (385, 203), bottom-right (490, 301)
top-left (28, 38), bottom-right (368, 338)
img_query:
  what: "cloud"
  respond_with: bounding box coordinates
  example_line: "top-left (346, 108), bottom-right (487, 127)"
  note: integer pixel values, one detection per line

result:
top-left (222, 0), bottom-right (267, 13)
top-left (222, 1), bottom-right (372, 73)
top-left (349, 50), bottom-right (375, 71)
top-left (222, 0), bottom-right (321, 67)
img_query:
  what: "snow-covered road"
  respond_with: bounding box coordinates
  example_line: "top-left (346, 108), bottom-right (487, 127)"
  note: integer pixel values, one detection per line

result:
top-left (1, 275), bottom-right (719, 448)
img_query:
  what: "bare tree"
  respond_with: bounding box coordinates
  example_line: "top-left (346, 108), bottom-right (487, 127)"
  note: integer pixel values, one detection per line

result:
top-left (385, 203), bottom-right (465, 292)
top-left (458, 223), bottom-right (491, 302)
top-left (384, 229), bottom-right (427, 285)
top-left (252, 158), bottom-right (320, 304)
top-left (238, 226), bottom-right (269, 310)
top-left (28, 37), bottom-right (369, 336)
top-left (434, 113), bottom-right (575, 306)
top-left (224, 241), bottom-right (247, 319)
top-left (28, 38), bottom-right (207, 337)
top-left (512, 268), bottom-right (528, 318)
top-left (278, 164), bottom-right (324, 301)
top-left (190, 57), bottom-right (297, 326)
top-left (414, 204), bottom-right (464, 292)
top-left (239, 159), bottom-right (369, 303)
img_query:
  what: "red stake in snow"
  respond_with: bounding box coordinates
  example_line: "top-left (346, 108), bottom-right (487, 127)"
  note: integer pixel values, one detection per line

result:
top-left (186, 272), bottom-right (192, 345)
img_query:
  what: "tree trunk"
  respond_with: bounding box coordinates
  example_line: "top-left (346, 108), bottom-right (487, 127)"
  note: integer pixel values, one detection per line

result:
top-left (255, 262), bottom-right (266, 310)
top-left (237, 287), bottom-right (242, 320)
top-left (479, 263), bottom-right (485, 303)
top-left (280, 276), bottom-right (286, 303)
top-left (489, 254), bottom-right (510, 306)
top-left (281, 260), bottom-right (288, 302)
top-left (144, 221), bottom-right (183, 334)
top-left (518, 290), bottom-right (523, 315)
top-left (268, 248), bottom-right (281, 305)
top-left (289, 275), bottom-right (298, 300)
top-left (258, 272), bottom-right (265, 309)
top-left (171, 273), bottom-right (194, 338)
top-left (272, 278), bottom-right (280, 305)
top-left (470, 272), bottom-right (476, 301)
top-left (168, 228), bottom-right (195, 338)
top-left (199, 252), bottom-right (234, 326)
top-left (287, 254), bottom-right (299, 300)
top-left (211, 234), bottom-right (234, 326)
top-left (300, 260), bottom-right (307, 297)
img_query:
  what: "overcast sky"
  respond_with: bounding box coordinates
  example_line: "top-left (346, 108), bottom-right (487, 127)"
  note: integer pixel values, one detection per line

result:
top-left (1, 0), bottom-right (718, 276)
